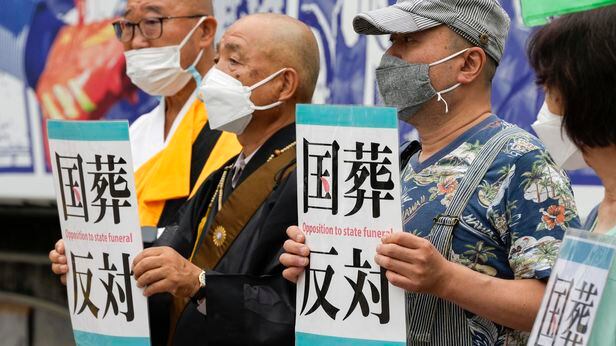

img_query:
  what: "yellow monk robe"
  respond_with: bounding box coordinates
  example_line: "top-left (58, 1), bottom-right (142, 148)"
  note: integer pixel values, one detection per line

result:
top-left (135, 99), bottom-right (241, 228)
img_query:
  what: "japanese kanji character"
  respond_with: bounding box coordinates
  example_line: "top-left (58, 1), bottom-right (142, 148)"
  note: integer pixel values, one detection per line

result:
top-left (343, 248), bottom-right (390, 324)
top-left (98, 252), bottom-right (135, 322)
top-left (56, 153), bottom-right (88, 221)
top-left (303, 139), bottom-right (340, 214)
top-left (300, 247), bottom-right (340, 320)
top-left (71, 251), bottom-right (99, 318)
top-left (344, 142), bottom-right (394, 218)
top-left (87, 154), bottom-right (131, 224)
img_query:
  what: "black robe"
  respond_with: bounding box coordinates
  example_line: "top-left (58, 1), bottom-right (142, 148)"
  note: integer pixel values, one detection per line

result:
top-left (156, 124), bottom-right (298, 346)
top-left (146, 123), bottom-right (224, 346)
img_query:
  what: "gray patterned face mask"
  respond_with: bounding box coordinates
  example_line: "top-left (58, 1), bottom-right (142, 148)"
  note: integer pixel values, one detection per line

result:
top-left (375, 48), bottom-right (469, 121)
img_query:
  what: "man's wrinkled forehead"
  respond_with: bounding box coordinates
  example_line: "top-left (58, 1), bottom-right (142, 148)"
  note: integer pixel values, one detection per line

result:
top-left (124, 0), bottom-right (176, 17)
top-left (221, 41), bottom-right (244, 56)
top-left (219, 30), bottom-right (252, 58)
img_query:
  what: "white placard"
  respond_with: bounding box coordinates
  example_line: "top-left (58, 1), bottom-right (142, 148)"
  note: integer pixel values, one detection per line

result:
top-left (48, 120), bottom-right (150, 346)
top-left (529, 229), bottom-right (616, 346)
top-left (295, 104), bottom-right (406, 345)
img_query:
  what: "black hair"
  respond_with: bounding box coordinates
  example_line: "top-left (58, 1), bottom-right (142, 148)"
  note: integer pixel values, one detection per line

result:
top-left (528, 5), bottom-right (616, 148)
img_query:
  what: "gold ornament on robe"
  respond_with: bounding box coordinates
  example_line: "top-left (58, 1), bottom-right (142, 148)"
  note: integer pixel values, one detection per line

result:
top-left (212, 226), bottom-right (227, 247)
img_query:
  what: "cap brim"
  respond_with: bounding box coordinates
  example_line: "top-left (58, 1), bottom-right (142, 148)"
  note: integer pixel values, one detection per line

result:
top-left (353, 6), bottom-right (440, 35)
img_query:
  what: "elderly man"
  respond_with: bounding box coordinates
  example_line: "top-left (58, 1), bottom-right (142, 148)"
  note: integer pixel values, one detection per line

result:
top-left (281, 0), bottom-right (580, 344)
top-left (131, 13), bottom-right (319, 345)
top-left (121, 0), bottom-right (240, 230)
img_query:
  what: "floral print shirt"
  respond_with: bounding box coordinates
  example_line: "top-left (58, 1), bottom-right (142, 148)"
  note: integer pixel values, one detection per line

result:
top-left (401, 115), bottom-right (580, 345)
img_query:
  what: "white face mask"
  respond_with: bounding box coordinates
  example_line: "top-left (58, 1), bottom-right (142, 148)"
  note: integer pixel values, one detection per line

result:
top-left (124, 16), bottom-right (206, 96)
top-left (531, 102), bottom-right (588, 170)
top-left (198, 67), bottom-right (286, 135)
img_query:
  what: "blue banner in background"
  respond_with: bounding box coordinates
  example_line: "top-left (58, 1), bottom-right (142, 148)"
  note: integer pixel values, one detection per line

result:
top-left (211, 0), bottom-right (598, 186)
top-left (0, 0), bottom-right (601, 186)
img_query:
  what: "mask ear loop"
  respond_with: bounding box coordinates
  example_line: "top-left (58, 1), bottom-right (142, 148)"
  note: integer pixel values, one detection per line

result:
top-left (429, 48), bottom-right (470, 67)
top-left (429, 48), bottom-right (469, 113)
top-left (179, 16), bottom-right (208, 85)
top-left (250, 68), bottom-right (288, 110)
top-left (249, 68), bottom-right (287, 91)
top-left (187, 49), bottom-right (205, 87)
top-left (435, 83), bottom-right (461, 113)
top-left (179, 16), bottom-right (208, 49)
top-left (253, 101), bottom-right (284, 111)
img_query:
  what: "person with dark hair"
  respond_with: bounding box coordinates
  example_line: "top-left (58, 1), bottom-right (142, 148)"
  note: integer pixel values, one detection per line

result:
top-left (528, 5), bottom-right (616, 344)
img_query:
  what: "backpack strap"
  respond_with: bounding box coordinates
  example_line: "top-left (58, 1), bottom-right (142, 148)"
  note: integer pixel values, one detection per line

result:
top-left (400, 140), bottom-right (422, 170)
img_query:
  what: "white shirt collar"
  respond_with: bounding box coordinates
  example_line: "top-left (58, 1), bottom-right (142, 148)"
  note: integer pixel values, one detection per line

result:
top-left (230, 147), bottom-right (261, 188)
top-left (129, 92), bottom-right (198, 171)
top-left (233, 147), bottom-right (259, 169)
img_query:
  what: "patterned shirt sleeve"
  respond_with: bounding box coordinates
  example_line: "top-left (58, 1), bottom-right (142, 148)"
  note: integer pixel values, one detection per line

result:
top-left (505, 148), bottom-right (581, 280)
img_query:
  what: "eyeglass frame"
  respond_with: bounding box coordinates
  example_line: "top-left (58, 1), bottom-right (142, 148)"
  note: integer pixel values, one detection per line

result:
top-left (112, 14), bottom-right (208, 42)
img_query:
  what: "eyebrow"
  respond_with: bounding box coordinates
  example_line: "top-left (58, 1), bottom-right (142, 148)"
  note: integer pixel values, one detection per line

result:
top-left (223, 42), bottom-right (246, 59)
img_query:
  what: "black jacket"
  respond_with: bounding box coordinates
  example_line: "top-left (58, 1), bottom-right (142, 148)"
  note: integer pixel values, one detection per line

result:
top-left (156, 124), bottom-right (297, 346)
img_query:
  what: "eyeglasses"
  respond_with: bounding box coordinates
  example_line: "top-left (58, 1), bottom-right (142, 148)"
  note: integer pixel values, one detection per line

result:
top-left (112, 15), bottom-right (207, 42)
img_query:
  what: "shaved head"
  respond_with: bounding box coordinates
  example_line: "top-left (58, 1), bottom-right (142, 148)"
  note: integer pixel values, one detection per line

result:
top-left (125, 0), bottom-right (213, 16)
top-left (158, 0), bottom-right (213, 15)
top-left (186, 0), bottom-right (214, 15)
top-left (231, 13), bottom-right (320, 103)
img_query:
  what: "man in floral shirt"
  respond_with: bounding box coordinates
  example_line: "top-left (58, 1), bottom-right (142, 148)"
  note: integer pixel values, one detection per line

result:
top-left (281, 0), bottom-right (580, 345)
top-left (399, 115), bottom-right (578, 344)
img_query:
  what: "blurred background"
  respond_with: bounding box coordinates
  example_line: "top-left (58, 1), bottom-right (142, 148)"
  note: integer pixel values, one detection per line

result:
top-left (0, 0), bottom-right (604, 345)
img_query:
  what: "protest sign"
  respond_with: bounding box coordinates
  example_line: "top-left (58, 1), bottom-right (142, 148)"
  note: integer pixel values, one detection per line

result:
top-left (529, 229), bottom-right (616, 346)
top-left (295, 104), bottom-right (406, 345)
top-left (48, 120), bottom-right (150, 346)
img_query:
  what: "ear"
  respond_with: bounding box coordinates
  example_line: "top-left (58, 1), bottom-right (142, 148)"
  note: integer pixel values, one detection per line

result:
top-left (545, 87), bottom-right (565, 115)
top-left (197, 16), bottom-right (217, 50)
top-left (277, 68), bottom-right (300, 102)
top-left (456, 47), bottom-right (486, 85)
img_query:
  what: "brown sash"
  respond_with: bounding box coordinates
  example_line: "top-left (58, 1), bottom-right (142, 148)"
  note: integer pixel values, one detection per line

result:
top-left (191, 146), bottom-right (296, 269)
top-left (168, 146), bottom-right (296, 344)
